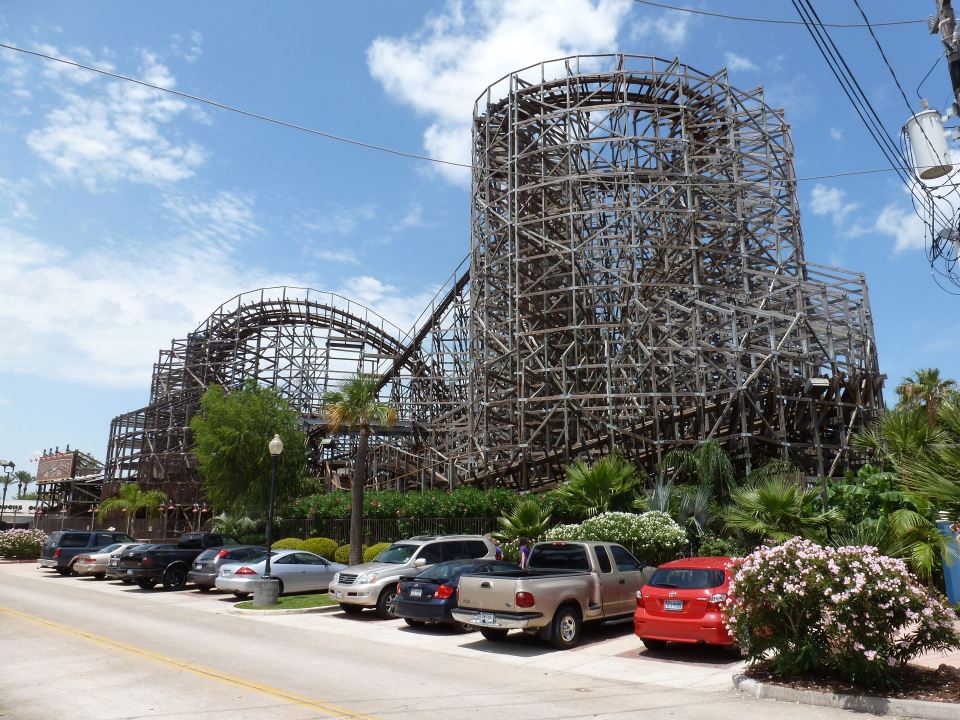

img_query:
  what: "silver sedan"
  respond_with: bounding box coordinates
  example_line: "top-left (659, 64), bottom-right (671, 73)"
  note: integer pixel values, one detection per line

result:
top-left (74, 543), bottom-right (140, 579)
top-left (215, 550), bottom-right (347, 598)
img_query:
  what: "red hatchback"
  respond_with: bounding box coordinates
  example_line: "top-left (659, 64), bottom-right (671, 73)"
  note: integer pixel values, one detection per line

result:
top-left (634, 557), bottom-right (736, 651)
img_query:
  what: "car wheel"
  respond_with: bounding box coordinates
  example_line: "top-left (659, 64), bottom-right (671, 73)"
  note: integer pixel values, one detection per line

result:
top-left (196, 584), bottom-right (211, 593)
top-left (56, 567), bottom-right (73, 576)
top-left (121, 577), bottom-right (133, 584)
top-left (276, 580), bottom-right (285, 596)
top-left (163, 567), bottom-right (188, 591)
top-left (642, 638), bottom-right (668, 651)
top-left (375, 587), bottom-right (398, 619)
top-left (340, 603), bottom-right (363, 615)
top-left (550, 606), bottom-right (582, 650)
top-left (233, 591), bottom-right (250, 599)
top-left (404, 618), bottom-right (425, 627)
top-left (724, 644), bottom-right (743, 659)
top-left (137, 579), bottom-right (158, 590)
top-left (480, 628), bottom-right (509, 642)
top-left (94, 573), bottom-right (105, 580)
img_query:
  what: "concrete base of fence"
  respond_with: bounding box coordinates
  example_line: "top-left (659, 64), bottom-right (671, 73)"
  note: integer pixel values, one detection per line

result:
top-left (733, 673), bottom-right (960, 719)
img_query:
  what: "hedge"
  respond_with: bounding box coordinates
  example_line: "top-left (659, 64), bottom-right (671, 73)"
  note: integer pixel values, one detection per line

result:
top-left (271, 537), bottom-right (305, 550)
top-left (335, 544), bottom-right (367, 564)
top-left (363, 542), bottom-right (393, 562)
top-left (301, 537), bottom-right (337, 560)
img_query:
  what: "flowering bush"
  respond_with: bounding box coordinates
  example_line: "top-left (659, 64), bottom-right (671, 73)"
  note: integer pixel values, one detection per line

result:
top-left (725, 537), bottom-right (960, 689)
top-left (542, 511), bottom-right (687, 564)
top-left (0, 528), bottom-right (47, 559)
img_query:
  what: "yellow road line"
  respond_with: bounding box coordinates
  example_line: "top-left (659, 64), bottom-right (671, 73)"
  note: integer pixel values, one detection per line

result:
top-left (0, 605), bottom-right (378, 720)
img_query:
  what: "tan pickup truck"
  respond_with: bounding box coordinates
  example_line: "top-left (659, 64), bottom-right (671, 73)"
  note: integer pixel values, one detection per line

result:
top-left (452, 540), bottom-right (646, 649)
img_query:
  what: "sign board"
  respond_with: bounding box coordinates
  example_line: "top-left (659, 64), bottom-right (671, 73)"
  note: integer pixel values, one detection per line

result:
top-left (37, 452), bottom-right (77, 483)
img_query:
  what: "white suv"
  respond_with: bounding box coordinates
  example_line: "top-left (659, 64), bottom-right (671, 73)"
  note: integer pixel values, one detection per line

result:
top-left (329, 535), bottom-right (497, 618)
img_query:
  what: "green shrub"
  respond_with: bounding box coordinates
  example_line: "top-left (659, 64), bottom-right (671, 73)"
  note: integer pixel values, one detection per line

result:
top-left (363, 542), bottom-right (393, 562)
top-left (697, 535), bottom-right (750, 558)
top-left (543, 511), bottom-right (687, 565)
top-left (726, 537), bottom-right (960, 689)
top-left (292, 487), bottom-right (523, 520)
top-left (0, 528), bottom-right (47, 559)
top-left (301, 537), bottom-right (337, 559)
top-left (271, 537), bottom-right (305, 550)
top-left (335, 544), bottom-right (367, 564)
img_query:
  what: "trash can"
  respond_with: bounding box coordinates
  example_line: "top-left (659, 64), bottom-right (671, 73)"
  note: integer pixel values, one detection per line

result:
top-left (936, 520), bottom-right (960, 604)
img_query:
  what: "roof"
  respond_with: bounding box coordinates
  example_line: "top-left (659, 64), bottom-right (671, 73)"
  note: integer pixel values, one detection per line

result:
top-left (658, 556), bottom-right (735, 569)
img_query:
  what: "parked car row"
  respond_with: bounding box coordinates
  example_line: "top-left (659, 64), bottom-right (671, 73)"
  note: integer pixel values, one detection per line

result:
top-left (37, 530), bottom-right (737, 655)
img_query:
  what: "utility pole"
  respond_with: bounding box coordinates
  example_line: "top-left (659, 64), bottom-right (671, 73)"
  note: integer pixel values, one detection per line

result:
top-left (932, 1), bottom-right (960, 110)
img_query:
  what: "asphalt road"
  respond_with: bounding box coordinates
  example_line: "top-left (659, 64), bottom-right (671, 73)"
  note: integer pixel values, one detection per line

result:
top-left (0, 562), bottom-right (880, 720)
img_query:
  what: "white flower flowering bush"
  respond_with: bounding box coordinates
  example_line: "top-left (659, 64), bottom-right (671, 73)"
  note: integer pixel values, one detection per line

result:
top-left (0, 528), bottom-right (47, 559)
top-left (725, 537), bottom-right (960, 689)
top-left (542, 511), bottom-right (686, 564)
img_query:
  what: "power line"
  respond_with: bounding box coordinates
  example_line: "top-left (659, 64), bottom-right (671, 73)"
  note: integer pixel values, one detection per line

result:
top-left (631, 0), bottom-right (923, 28)
top-left (0, 41), bottom-right (946, 187)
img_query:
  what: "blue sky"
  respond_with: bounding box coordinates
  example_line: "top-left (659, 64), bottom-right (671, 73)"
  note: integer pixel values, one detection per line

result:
top-left (0, 1), bottom-right (953, 482)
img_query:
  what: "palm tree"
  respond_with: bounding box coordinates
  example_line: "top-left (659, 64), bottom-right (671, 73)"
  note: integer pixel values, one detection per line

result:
top-left (497, 498), bottom-right (552, 541)
top-left (322, 373), bottom-right (397, 565)
top-left (659, 440), bottom-right (737, 499)
top-left (557, 453), bottom-right (640, 519)
top-left (13, 470), bottom-right (33, 499)
top-left (644, 477), bottom-right (714, 541)
top-left (897, 368), bottom-right (957, 428)
top-left (97, 483), bottom-right (168, 535)
top-left (852, 407), bottom-right (949, 470)
top-left (723, 471), bottom-right (841, 543)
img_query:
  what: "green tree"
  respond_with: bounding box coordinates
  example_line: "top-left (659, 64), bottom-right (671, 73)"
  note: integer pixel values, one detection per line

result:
top-left (13, 470), bottom-right (34, 499)
top-left (322, 373), bottom-right (397, 565)
top-left (97, 483), bottom-right (168, 535)
top-left (191, 381), bottom-right (307, 518)
top-left (853, 408), bottom-right (948, 469)
top-left (897, 368), bottom-right (957, 429)
top-left (497, 498), bottom-right (552, 541)
top-left (659, 440), bottom-right (737, 499)
top-left (556, 453), bottom-right (640, 519)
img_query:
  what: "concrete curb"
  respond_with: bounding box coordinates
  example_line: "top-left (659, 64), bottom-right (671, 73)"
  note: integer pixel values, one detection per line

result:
top-left (733, 672), bottom-right (960, 720)
top-left (228, 603), bottom-right (341, 617)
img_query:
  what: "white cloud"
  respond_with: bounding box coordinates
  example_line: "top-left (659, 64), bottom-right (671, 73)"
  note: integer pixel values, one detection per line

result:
top-left (830, 127), bottom-right (844, 142)
top-left (162, 191), bottom-right (260, 249)
top-left (26, 50), bottom-right (206, 189)
top-left (170, 31), bottom-right (203, 63)
top-left (394, 202), bottom-right (423, 232)
top-left (629, 12), bottom-right (690, 44)
top-left (367, 0), bottom-right (633, 184)
top-left (0, 177), bottom-right (33, 221)
top-left (336, 275), bottom-right (439, 333)
top-left (314, 247), bottom-right (360, 264)
top-left (810, 184), bottom-right (858, 226)
top-left (875, 203), bottom-right (926, 253)
top-left (724, 52), bottom-right (757, 72)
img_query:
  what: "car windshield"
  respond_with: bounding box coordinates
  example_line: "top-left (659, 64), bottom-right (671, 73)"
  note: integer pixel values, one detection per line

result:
top-left (99, 543), bottom-right (123, 554)
top-left (417, 561), bottom-right (475, 580)
top-left (649, 568), bottom-right (725, 589)
top-left (374, 544), bottom-right (418, 564)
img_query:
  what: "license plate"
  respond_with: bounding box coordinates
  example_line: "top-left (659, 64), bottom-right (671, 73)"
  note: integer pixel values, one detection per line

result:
top-left (410, 588), bottom-right (422, 598)
top-left (334, 591), bottom-right (343, 599)
top-left (478, 612), bottom-right (496, 625)
top-left (126, 569), bottom-right (133, 576)
top-left (664, 600), bottom-right (683, 612)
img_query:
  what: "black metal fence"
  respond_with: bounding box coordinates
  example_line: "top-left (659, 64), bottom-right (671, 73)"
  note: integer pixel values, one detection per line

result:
top-left (274, 517), bottom-right (499, 545)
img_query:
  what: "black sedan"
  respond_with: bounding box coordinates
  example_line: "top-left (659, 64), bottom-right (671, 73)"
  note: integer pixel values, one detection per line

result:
top-left (188, 545), bottom-right (266, 591)
top-left (394, 559), bottom-right (519, 628)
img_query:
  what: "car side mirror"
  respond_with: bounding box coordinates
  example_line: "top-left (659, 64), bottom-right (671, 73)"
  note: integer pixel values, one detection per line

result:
top-left (413, 558), bottom-right (427, 568)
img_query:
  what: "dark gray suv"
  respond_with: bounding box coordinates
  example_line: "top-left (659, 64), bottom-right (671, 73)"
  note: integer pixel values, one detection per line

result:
top-left (38, 530), bottom-right (135, 575)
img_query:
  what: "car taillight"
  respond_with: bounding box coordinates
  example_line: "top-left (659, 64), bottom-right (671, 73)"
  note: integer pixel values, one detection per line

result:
top-left (515, 591), bottom-right (535, 608)
top-left (141, 557), bottom-right (154, 568)
top-left (235, 566), bottom-right (257, 575)
top-left (434, 584), bottom-right (454, 600)
top-left (707, 593), bottom-right (727, 609)
top-left (397, 582), bottom-right (402, 594)
top-left (636, 590), bottom-right (645, 609)
top-left (54, 548), bottom-right (61, 558)
top-left (216, 549), bottom-right (229, 559)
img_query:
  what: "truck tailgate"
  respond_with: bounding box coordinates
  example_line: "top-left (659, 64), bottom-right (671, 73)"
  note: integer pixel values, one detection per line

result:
top-left (457, 574), bottom-right (519, 612)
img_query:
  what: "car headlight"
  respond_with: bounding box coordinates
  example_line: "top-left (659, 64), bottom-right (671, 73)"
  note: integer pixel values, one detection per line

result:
top-left (356, 572), bottom-right (378, 584)
top-left (332, 573), bottom-right (340, 584)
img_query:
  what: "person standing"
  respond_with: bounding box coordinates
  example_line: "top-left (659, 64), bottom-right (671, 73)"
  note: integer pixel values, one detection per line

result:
top-left (519, 537), bottom-right (531, 569)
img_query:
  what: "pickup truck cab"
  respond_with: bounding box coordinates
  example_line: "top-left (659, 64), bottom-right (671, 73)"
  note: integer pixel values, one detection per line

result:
top-left (452, 540), bottom-right (646, 649)
top-left (118, 533), bottom-right (239, 590)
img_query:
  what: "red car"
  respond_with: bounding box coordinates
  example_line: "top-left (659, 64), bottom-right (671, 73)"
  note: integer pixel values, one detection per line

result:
top-left (634, 556), bottom-right (736, 652)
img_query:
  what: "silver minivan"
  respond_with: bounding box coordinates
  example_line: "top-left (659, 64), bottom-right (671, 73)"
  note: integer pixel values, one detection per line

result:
top-left (329, 535), bottom-right (497, 618)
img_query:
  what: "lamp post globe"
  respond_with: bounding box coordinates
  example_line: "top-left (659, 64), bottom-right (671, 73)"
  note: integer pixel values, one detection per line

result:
top-left (256, 434), bottom-right (284, 608)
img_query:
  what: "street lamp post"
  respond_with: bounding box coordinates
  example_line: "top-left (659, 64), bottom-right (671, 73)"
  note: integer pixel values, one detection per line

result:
top-left (254, 434), bottom-right (283, 608)
top-left (0, 460), bottom-right (15, 527)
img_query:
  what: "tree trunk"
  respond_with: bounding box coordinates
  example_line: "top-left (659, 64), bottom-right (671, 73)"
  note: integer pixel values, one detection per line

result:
top-left (350, 427), bottom-right (369, 566)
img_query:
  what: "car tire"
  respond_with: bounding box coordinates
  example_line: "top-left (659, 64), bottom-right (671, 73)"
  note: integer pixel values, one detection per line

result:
top-left (94, 573), bottom-right (106, 580)
top-left (196, 584), bottom-right (211, 593)
top-left (163, 567), bottom-right (188, 591)
top-left (550, 606), bottom-right (582, 650)
top-left (276, 580), bottom-right (284, 596)
top-left (137, 579), bottom-right (158, 590)
top-left (121, 578), bottom-right (134, 584)
top-left (480, 628), bottom-right (509, 642)
top-left (404, 618), bottom-right (425, 627)
top-left (375, 587), bottom-right (398, 619)
top-left (724, 644), bottom-right (742, 659)
top-left (340, 603), bottom-right (363, 615)
top-left (56, 567), bottom-right (73, 576)
top-left (642, 639), bottom-right (668, 651)
top-left (233, 591), bottom-right (250, 599)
